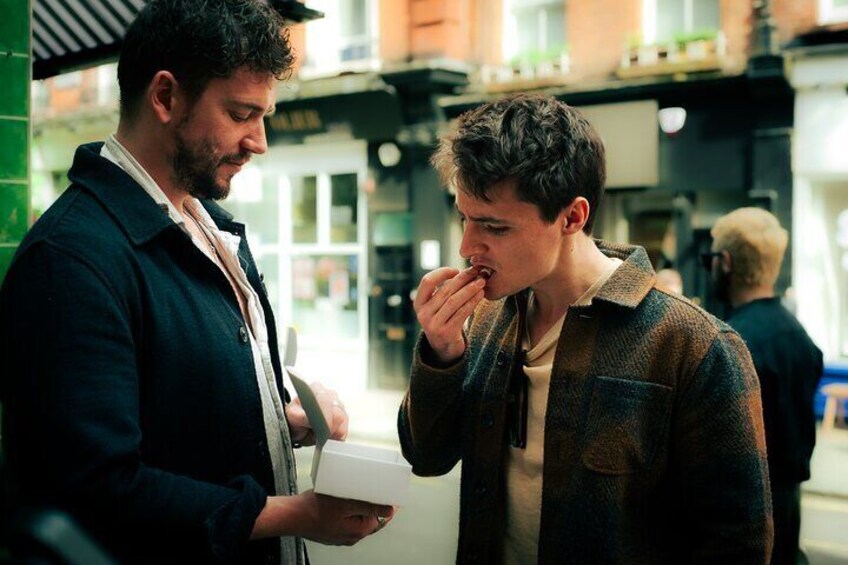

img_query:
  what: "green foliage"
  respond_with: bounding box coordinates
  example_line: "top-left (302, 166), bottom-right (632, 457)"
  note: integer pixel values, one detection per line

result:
top-left (510, 43), bottom-right (569, 67)
top-left (672, 28), bottom-right (719, 47)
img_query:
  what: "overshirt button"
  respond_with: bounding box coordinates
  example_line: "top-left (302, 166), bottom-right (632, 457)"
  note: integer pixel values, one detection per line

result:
top-left (238, 326), bottom-right (249, 343)
top-left (496, 352), bottom-right (507, 366)
top-left (482, 411), bottom-right (494, 428)
top-left (476, 482), bottom-right (487, 496)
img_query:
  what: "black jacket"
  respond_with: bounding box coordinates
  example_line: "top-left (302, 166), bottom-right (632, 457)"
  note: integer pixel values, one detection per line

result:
top-left (1, 143), bottom-right (290, 563)
top-left (727, 298), bottom-right (823, 486)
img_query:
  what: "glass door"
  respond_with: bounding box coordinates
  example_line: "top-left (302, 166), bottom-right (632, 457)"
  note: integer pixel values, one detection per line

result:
top-left (231, 141), bottom-right (369, 394)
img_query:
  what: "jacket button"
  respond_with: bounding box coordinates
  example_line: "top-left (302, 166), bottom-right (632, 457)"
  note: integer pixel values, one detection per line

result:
top-left (496, 352), bottom-right (507, 366)
top-left (238, 326), bottom-right (249, 343)
top-left (476, 482), bottom-right (487, 496)
top-left (482, 411), bottom-right (494, 428)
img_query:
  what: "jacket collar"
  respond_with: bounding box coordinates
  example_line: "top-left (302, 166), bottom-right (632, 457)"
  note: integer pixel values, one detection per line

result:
top-left (584, 240), bottom-right (656, 310)
top-left (67, 142), bottom-right (239, 244)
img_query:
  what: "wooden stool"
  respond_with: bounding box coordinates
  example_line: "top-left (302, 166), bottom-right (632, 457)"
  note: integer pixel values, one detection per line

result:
top-left (821, 383), bottom-right (848, 433)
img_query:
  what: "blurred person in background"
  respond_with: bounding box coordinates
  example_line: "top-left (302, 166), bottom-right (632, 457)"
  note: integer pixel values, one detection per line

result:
top-left (0, 1), bottom-right (393, 563)
top-left (399, 94), bottom-right (772, 564)
top-left (656, 267), bottom-right (684, 295)
top-left (708, 207), bottom-right (823, 565)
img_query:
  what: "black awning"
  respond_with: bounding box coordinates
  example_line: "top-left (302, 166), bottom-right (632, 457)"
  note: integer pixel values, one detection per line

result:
top-left (32, 0), bottom-right (323, 80)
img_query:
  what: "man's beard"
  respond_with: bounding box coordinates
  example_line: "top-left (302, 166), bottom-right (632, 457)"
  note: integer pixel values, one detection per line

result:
top-left (172, 133), bottom-right (246, 201)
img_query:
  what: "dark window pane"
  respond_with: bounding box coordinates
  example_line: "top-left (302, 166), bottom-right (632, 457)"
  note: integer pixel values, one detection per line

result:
top-left (293, 175), bottom-right (318, 243)
top-left (330, 173), bottom-right (358, 243)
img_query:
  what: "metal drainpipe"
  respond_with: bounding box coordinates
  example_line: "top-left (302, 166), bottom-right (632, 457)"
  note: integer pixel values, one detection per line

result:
top-left (752, 0), bottom-right (779, 57)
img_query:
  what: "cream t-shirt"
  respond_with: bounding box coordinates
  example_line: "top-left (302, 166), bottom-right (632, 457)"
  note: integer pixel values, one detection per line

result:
top-left (502, 257), bottom-right (622, 565)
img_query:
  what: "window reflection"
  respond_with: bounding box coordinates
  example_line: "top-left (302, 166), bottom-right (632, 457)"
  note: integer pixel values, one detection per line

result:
top-left (292, 254), bottom-right (359, 340)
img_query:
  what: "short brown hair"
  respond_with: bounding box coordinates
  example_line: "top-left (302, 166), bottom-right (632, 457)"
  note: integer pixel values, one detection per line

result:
top-left (711, 207), bottom-right (788, 288)
top-left (118, 0), bottom-right (294, 121)
top-left (431, 94), bottom-right (606, 233)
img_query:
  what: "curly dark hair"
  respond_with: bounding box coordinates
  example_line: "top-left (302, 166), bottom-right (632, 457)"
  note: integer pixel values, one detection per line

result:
top-left (118, 0), bottom-right (295, 120)
top-left (431, 94), bottom-right (606, 233)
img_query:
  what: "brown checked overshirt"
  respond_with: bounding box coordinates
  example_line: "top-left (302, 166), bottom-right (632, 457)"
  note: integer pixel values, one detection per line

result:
top-left (399, 241), bottom-right (773, 564)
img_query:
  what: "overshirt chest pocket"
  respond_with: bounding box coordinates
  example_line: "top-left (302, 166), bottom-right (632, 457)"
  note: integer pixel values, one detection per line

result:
top-left (581, 376), bottom-right (673, 475)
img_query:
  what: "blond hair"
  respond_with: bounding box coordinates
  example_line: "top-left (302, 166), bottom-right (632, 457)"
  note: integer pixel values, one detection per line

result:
top-left (711, 207), bottom-right (788, 288)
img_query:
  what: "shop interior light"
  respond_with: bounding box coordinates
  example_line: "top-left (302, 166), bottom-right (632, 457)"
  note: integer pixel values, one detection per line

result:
top-left (377, 142), bottom-right (402, 167)
top-left (658, 107), bottom-right (687, 135)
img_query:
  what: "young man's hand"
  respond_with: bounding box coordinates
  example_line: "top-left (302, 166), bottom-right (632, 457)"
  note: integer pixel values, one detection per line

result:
top-left (413, 266), bottom-right (487, 364)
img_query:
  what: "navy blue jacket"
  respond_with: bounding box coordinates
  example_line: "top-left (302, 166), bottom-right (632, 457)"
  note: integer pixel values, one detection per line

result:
top-left (1, 143), bottom-right (291, 563)
top-left (727, 298), bottom-right (823, 486)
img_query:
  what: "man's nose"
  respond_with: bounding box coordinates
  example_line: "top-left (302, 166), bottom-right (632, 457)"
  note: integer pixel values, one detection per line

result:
top-left (459, 224), bottom-right (483, 260)
top-left (242, 119), bottom-right (268, 155)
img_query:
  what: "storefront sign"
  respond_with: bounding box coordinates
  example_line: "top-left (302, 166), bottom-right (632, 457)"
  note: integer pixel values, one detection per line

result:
top-left (267, 89), bottom-right (403, 145)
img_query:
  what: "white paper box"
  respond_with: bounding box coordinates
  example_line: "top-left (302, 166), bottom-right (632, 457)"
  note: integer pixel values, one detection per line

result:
top-left (285, 364), bottom-right (412, 506)
top-left (311, 439), bottom-right (411, 506)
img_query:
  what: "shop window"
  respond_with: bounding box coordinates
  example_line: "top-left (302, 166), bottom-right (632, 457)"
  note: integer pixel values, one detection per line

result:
top-left (820, 0), bottom-right (848, 24)
top-left (292, 254), bottom-right (360, 340)
top-left (283, 170), bottom-right (365, 344)
top-left (303, 0), bottom-right (379, 75)
top-left (230, 143), bottom-right (368, 392)
top-left (227, 165), bottom-right (364, 342)
top-left (503, 0), bottom-right (567, 64)
top-left (795, 180), bottom-right (848, 361)
top-left (644, 0), bottom-right (720, 44)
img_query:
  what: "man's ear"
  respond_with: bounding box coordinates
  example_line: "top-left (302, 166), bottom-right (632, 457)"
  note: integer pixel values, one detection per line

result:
top-left (148, 71), bottom-right (180, 125)
top-left (720, 249), bottom-right (733, 274)
top-left (561, 197), bottom-right (590, 235)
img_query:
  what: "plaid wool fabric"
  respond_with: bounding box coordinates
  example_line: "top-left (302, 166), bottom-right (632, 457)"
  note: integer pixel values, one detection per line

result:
top-left (399, 241), bottom-right (773, 564)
